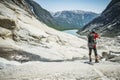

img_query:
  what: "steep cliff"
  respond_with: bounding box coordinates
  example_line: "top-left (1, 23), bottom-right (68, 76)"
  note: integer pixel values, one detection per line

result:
top-left (78, 0), bottom-right (120, 37)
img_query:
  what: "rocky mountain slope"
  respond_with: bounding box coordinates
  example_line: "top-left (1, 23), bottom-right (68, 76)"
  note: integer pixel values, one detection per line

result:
top-left (0, 0), bottom-right (88, 62)
top-left (52, 10), bottom-right (99, 30)
top-left (78, 0), bottom-right (120, 37)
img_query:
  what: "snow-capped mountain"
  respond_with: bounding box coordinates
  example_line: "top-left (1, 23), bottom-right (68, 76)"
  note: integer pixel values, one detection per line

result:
top-left (78, 0), bottom-right (120, 37)
top-left (51, 10), bottom-right (99, 30)
top-left (24, 0), bottom-right (99, 31)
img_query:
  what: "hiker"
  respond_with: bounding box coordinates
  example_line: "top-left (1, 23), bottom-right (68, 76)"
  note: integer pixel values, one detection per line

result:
top-left (87, 29), bottom-right (100, 63)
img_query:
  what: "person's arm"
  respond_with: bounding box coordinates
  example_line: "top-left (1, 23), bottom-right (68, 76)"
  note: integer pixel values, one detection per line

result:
top-left (95, 33), bottom-right (100, 39)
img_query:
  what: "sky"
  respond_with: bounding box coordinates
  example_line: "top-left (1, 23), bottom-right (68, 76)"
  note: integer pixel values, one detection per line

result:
top-left (34, 0), bottom-right (111, 13)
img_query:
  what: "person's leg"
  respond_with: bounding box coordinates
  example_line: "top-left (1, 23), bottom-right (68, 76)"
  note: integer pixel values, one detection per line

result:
top-left (89, 48), bottom-right (92, 62)
top-left (93, 48), bottom-right (99, 63)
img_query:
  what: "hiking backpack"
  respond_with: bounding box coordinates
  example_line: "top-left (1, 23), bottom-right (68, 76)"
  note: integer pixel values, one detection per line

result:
top-left (88, 33), bottom-right (96, 48)
top-left (88, 33), bottom-right (95, 43)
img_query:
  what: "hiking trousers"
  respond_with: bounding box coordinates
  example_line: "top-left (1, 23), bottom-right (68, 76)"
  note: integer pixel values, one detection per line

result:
top-left (89, 48), bottom-right (98, 56)
top-left (89, 48), bottom-right (99, 63)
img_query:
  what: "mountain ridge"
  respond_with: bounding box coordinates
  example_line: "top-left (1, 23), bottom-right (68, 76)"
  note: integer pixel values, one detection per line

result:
top-left (25, 0), bottom-right (63, 30)
top-left (78, 0), bottom-right (120, 37)
top-left (22, 0), bottom-right (99, 31)
top-left (52, 10), bottom-right (99, 30)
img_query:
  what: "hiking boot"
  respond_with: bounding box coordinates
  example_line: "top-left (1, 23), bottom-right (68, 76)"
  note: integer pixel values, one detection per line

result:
top-left (89, 55), bottom-right (92, 62)
top-left (95, 59), bottom-right (99, 63)
top-left (89, 59), bottom-right (92, 62)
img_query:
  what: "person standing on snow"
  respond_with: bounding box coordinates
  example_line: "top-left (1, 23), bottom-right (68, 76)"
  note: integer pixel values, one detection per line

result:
top-left (87, 29), bottom-right (100, 63)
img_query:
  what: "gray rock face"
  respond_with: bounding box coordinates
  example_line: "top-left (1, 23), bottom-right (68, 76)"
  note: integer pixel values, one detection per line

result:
top-left (78, 0), bottom-right (120, 37)
top-left (52, 10), bottom-right (99, 30)
top-left (0, 0), bottom-right (87, 62)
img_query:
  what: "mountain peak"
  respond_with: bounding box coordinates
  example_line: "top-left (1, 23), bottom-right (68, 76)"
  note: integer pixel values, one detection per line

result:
top-left (53, 10), bottom-right (97, 15)
top-left (51, 10), bottom-right (99, 30)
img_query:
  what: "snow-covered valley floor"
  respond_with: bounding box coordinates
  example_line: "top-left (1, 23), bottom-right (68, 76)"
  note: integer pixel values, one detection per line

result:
top-left (0, 36), bottom-right (120, 80)
top-left (0, 60), bottom-right (120, 80)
